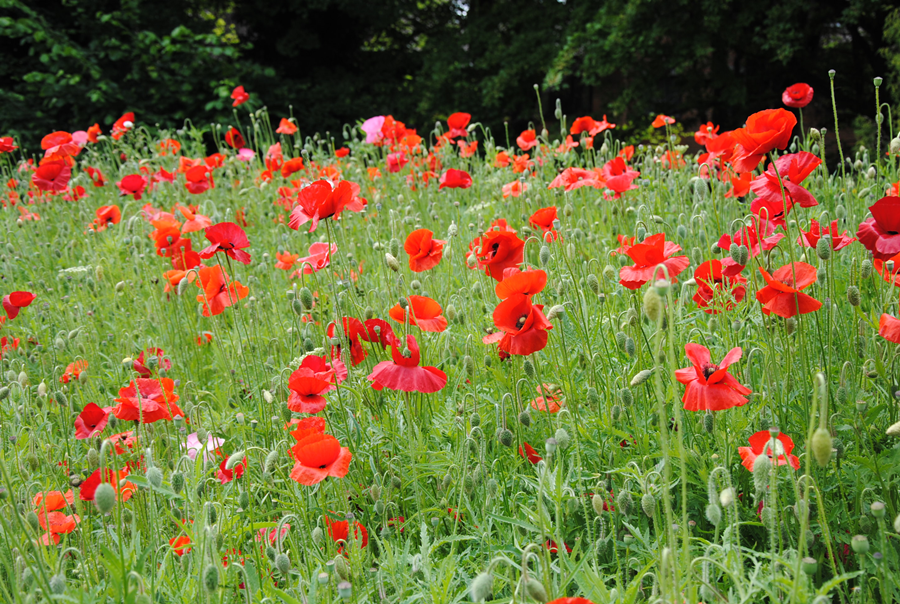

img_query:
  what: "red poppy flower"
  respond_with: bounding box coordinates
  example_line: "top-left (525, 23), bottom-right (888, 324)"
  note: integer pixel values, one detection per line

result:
top-left (289, 432), bottom-right (352, 486)
top-left (170, 535), bottom-right (192, 556)
top-left (41, 131), bottom-right (80, 158)
top-left (717, 219), bottom-right (783, 275)
top-left (335, 147), bottom-right (350, 158)
top-left (287, 364), bottom-right (335, 413)
top-left (289, 179), bottom-right (355, 233)
top-left (111, 112), bottom-right (134, 140)
top-left (797, 220), bottom-right (855, 251)
top-left (548, 167), bottom-right (603, 191)
top-left (858, 197), bottom-right (900, 260)
top-left (651, 114), bottom-right (675, 128)
top-left (36, 510), bottom-right (80, 545)
top-left (176, 205), bottom-right (212, 233)
top-left (361, 318), bottom-right (400, 349)
top-left (197, 332), bottom-right (213, 346)
top-left (195, 265), bottom-right (249, 317)
top-left (231, 85), bottom-right (250, 107)
top-left (782, 83), bottom-right (814, 109)
top-left (32, 160), bottom-right (71, 192)
top-left (60, 359), bottom-right (88, 384)
top-left (90, 205), bottom-right (121, 232)
top-left (404, 229), bottom-right (445, 272)
top-left (529, 206), bottom-right (559, 240)
top-left (547, 599), bottom-right (594, 604)
top-left (113, 378), bottom-right (183, 423)
top-left (74, 402), bottom-right (111, 439)
top-left (0, 137), bottom-right (17, 153)
top-left (184, 165), bottom-right (214, 195)
top-left (755, 262), bottom-right (822, 318)
top-left (217, 455), bottom-right (246, 484)
top-left (224, 127), bottom-right (245, 149)
top-left (517, 129), bottom-right (538, 151)
top-left (33, 490), bottom-right (75, 513)
top-left (200, 222), bottom-right (252, 264)
top-left (618, 233), bottom-right (689, 289)
top-left (739, 430), bottom-right (800, 471)
top-left (880, 312), bottom-right (900, 344)
top-left (531, 383), bottom-right (563, 413)
top-left (447, 112), bottom-right (471, 138)
top-left (519, 442), bottom-right (542, 464)
top-left (692, 260), bottom-right (747, 314)
top-left (468, 225), bottom-right (525, 281)
top-left (117, 174), bottom-right (147, 200)
top-left (274, 251), bottom-right (299, 271)
top-left (85, 167), bottom-right (106, 187)
top-left (544, 540), bottom-right (572, 554)
top-left (294, 242), bottom-right (336, 275)
top-left (3, 291), bottom-right (35, 319)
top-left (325, 516), bottom-right (368, 549)
top-left (276, 118), bottom-right (297, 135)
top-left (439, 169), bottom-right (472, 189)
top-left (0, 336), bottom-right (19, 358)
top-left (389, 296), bottom-right (448, 332)
top-left (495, 268), bottom-right (547, 300)
top-left (492, 294), bottom-right (552, 356)
top-left (730, 109), bottom-right (797, 172)
top-left (367, 334), bottom-right (447, 393)
top-left (875, 253), bottom-right (900, 287)
top-left (327, 317), bottom-right (368, 366)
top-left (80, 468), bottom-right (135, 502)
top-left (133, 347), bottom-right (172, 377)
top-left (86, 123), bottom-right (101, 143)
top-left (694, 122), bottom-right (720, 146)
top-left (675, 344), bottom-right (751, 412)
top-left (750, 152), bottom-right (821, 225)
top-left (570, 116), bottom-right (598, 136)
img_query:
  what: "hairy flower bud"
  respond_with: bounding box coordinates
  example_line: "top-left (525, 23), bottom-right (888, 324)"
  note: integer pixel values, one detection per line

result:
top-left (94, 483), bottom-right (116, 514)
top-left (631, 369), bottom-right (653, 387)
top-left (706, 503), bottom-right (722, 526)
top-left (203, 564), bottom-right (219, 592)
top-left (846, 285), bottom-right (861, 306)
top-left (498, 428), bottom-right (514, 447)
top-left (642, 287), bottom-right (663, 323)
top-left (811, 428), bottom-right (833, 467)
top-left (470, 572), bottom-right (493, 602)
top-left (641, 493), bottom-right (656, 518)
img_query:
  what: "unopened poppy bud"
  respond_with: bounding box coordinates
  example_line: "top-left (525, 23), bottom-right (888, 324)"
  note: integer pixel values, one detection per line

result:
top-left (852, 535), bottom-right (870, 554)
top-left (17, 371), bottom-right (27, 387)
top-left (54, 391), bottom-right (68, 407)
top-left (519, 577), bottom-right (548, 603)
top-left (497, 428), bottom-right (514, 447)
top-left (585, 273), bottom-right (600, 295)
top-left (333, 555), bottom-right (350, 580)
top-left (115, 281), bottom-right (125, 292)
top-left (703, 411), bottom-right (714, 434)
top-left (171, 472), bottom-right (184, 494)
top-left (518, 410), bottom-right (531, 427)
top-left (719, 487), bottom-right (735, 508)
top-left (871, 501), bottom-right (886, 518)
top-left (202, 564), bottom-right (219, 592)
top-left (801, 557), bottom-right (817, 576)
top-left (784, 317), bottom-right (796, 335)
top-left (49, 573), bottom-right (66, 595)
top-left (539, 245), bottom-right (551, 267)
top-left (294, 286), bottom-right (314, 310)
top-left (619, 387), bottom-right (633, 406)
top-left (25, 510), bottom-right (40, 531)
top-left (275, 552), bottom-right (291, 574)
top-left (891, 137), bottom-right (900, 155)
top-left (814, 237), bottom-right (832, 261)
top-left (389, 237), bottom-right (401, 257)
top-left (586, 386), bottom-right (599, 407)
top-left (624, 337), bottom-right (635, 357)
top-left (811, 428), bottom-right (832, 467)
top-left (615, 331), bottom-right (627, 350)
top-left (94, 483), bottom-right (116, 514)
top-left (641, 493), bottom-right (655, 518)
top-left (861, 259), bottom-right (873, 279)
top-left (546, 305), bottom-right (564, 320)
top-left (146, 467), bottom-right (163, 488)
top-left (385, 253), bottom-right (400, 272)
top-left (737, 245), bottom-right (750, 266)
top-left (729, 243), bottom-right (741, 264)
top-left (86, 447), bottom-right (99, 470)
top-left (642, 287), bottom-right (663, 322)
top-left (522, 358), bottom-right (535, 378)
top-left (554, 428), bottom-right (570, 449)
top-left (602, 264), bottom-right (616, 282)
top-left (846, 285), bottom-right (861, 306)
top-left (470, 572), bottom-right (493, 602)
top-left (630, 369), bottom-right (652, 387)
top-left (752, 453), bottom-right (770, 494)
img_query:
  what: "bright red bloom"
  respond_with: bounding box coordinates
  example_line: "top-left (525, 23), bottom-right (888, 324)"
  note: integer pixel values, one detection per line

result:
top-left (570, 116), bottom-right (600, 136)
top-left (389, 296), bottom-right (448, 332)
top-left (750, 152), bottom-right (821, 225)
top-left (85, 167), bottom-right (106, 187)
top-left (739, 430), bottom-right (800, 471)
top-left (37, 510), bottom-right (80, 546)
top-left (857, 197), bottom-right (900, 260)
top-left (547, 599), bottom-right (594, 604)
top-left (717, 219), bottom-right (783, 275)
top-left (335, 147), bottom-right (350, 158)
top-left (170, 535), bottom-right (192, 556)
top-left (32, 160), bottom-right (71, 192)
top-left (74, 402), bottom-right (111, 439)
top-left (404, 229), bottom-right (445, 272)
top-left (367, 334), bottom-right (447, 393)
top-left (756, 262), bottom-right (822, 318)
top-left (195, 265), bottom-right (249, 316)
top-left (675, 344), bottom-right (751, 412)
top-left (519, 442), bottom-right (542, 464)
top-left (879, 312), bottom-right (900, 344)
top-left (495, 269), bottom-right (547, 300)
top-left (110, 112), bottom-right (134, 140)
top-left (86, 123), bottom-right (101, 143)
top-left (797, 220), bottom-right (856, 251)
top-left (439, 169), bottom-right (472, 189)
top-left (184, 165), bottom-right (214, 194)
top-left (730, 109), bottom-right (797, 172)
top-left (693, 260), bottom-right (747, 314)
top-left (492, 294), bottom-right (552, 356)
top-left (289, 432), bottom-right (352, 486)
top-left (3, 291), bottom-right (35, 319)
top-left (276, 118), bottom-right (297, 135)
top-left (447, 112), bottom-right (471, 138)
top-left (113, 378), bottom-right (183, 423)
top-left (651, 114), bottom-right (675, 128)
top-left (224, 127), bottom-right (245, 149)
top-left (287, 362), bottom-right (335, 414)
top-left (289, 179), bottom-right (354, 233)
top-left (91, 205), bottom-right (121, 232)
top-left (548, 167), bottom-right (602, 191)
top-left (618, 233), bottom-right (689, 289)
top-left (529, 206), bottom-right (559, 241)
top-left (133, 347), bottom-right (172, 377)
top-left (362, 318), bottom-right (400, 349)
top-left (231, 85), bottom-right (250, 107)
top-left (325, 516), bottom-right (368, 549)
top-left (117, 174), bottom-right (147, 200)
top-left (80, 468), bottom-right (135, 502)
top-left (33, 490), bottom-right (74, 514)
top-left (517, 129), bottom-right (538, 151)
top-left (782, 83), bottom-right (814, 109)
top-left (217, 455), bottom-right (246, 484)
top-left (200, 222), bottom-right (252, 264)
top-left (327, 317), bottom-right (368, 366)
top-left (468, 225), bottom-right (525, 281)
top-left (694, 122), bottom-right (720, 146)
top-left (41, 131), bottom-right (80, 158)
top-left (0, 137), bottom-right (17, 153)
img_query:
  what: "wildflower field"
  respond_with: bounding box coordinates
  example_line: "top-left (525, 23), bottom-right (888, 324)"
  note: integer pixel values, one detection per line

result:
top-left (2, 77), bottom-right (900, 604)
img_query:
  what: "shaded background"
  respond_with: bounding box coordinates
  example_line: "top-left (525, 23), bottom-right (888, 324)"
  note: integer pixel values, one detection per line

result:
top-left (2, 0), bottom-right (899, 152)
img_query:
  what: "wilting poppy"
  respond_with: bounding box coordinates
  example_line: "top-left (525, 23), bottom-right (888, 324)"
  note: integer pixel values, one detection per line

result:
top-left (325, 516), bottom-right (368, 549)
top-left (32, 160), bottom-right (71, 192)
top-left (200, 222), bottom-right (252, 264)
top-left (692, 260), bottom-right (747, 314)
top-left (389, 296), bottom-right (448, 332)
top-left (797, 220), bottom-right (855, 251)
top-left (438, 169), bottom-right (472, 189)
top-left (739, 430), bottom-right (800, 471)
top-left (113, 378), bottom-right (183, 423)
top-left (60, 360), bottom-right (87, 384)
top-left (755, 262), bottom-right (821, 318)
top-left (276, 118), bottom-right (297, 135)
top-left (404, 229), bottom-right (445, 272)
top-left (231, 86), bottom-right (249, 107)
top-left (117, 174), bottom-right (147, 200)
top-left (367, 334), bottom-right (447, 393)
top-left (730, 109), bottom-right (797, 172)
top-left (857, 196), bottom-right (900, 261)
top-left (491, 294), bottom-right (552, 356)
top-left (3, 291), bottom-right (35, 319)
top-left (675, 344), bottom-right (751, 412)
top-left (196, 265), bottom-right (249, 317)
top-left (531, 383), bottom-right (563, 413)
top-left (468, 225), bottom-right (525, 281)
top-left (519, 442), bottom-right (542, 464)
top-left (782, 83), bottom-right (814, 109)
top-left (618, 233), bottom-right (690, 289)
top-left (177, 205), bottom-right (212, 233)
top-left (289, 432), bottom-right (352, 486)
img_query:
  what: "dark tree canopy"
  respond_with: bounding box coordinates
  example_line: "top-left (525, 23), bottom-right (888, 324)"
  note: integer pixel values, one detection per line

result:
top-left (2, 0), bottom-right (898, 150)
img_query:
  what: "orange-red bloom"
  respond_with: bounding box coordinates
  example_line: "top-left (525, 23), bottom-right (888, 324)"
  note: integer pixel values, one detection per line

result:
top-left (739, 430), bottom-right (800, 471)
top-left (675, 344), bottom-right (751, 412)
top-left (113, 378), bottom-right (183, 423)
top-left (200, 222), bottom-right (252, 265)
top-left (231, 86), bottom-right (249, 107)
top-left (196, 265), bottom-right (249, 316)
top-left (755, 262), bottom-right (821, 318)
top-left (618, 233), bottom-right (689, 289)
top-left (276, 118), bottom-right (297, 135)
top-left (730, 109), bottom-right (796, 172)
top-left (367, 334), bottom-right (447, 393)
top-left (389, 296), bottom-right (448, 332)
top-left (468, 223), bottom-right (525, 281)
top-left (404, 229), bottom-right (445, 272)
top-left (491, 294), bottom-right (552, 356)
top-left (60, 360), bottom-right (87, 384)
top-left (651, 114), bottom-right (675, 128)
top-left (692, 260), bottom-right (746, 314)
top-left (289, 432), bottom-right (351, 486)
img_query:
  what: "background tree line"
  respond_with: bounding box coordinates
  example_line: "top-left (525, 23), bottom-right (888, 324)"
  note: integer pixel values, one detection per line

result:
top-left (2, 0), bottom-right (899, 151)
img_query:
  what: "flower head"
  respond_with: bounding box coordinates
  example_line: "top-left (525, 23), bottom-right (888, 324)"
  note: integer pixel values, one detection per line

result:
top-left (675, 344), bottom-right (751, 412)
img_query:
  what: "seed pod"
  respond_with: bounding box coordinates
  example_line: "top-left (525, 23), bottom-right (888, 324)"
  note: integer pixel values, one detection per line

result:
top-left (641, 493), bottom-right (656, 518)
top-left (811, 428), bottom-right (832, 467)
top-left (871, 501), bottom-right (886, 518)
top-left (851, 535), bottom-right (869, 554)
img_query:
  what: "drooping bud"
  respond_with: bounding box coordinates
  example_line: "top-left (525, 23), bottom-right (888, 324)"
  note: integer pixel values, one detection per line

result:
top-left (861, 259), bottom-right (873, 279)
top-left (385, 253), bottom-right (400, 272)
top-left (641, 493), bottom-right (656, 518)
top-left (705, 503), bottom-right (722, 526)
top-left (275, 553), bottom-right (291, 574)
top-left (630, 369), bottom-right (652, 387)
top-left (642, 287), bottom-right (663, 323)
top-left (846, 285), bottom-right (861, 306)
top-left (203, 564), bottom-right (220, 592)
top-left (470, 572), bottom-right (493, 602)
top-left (94, 483), bottom-right (116, 514)
top-left (616, 490), bottom-right (633, 515)
top-left (498, 428), bottom-right (514, 447)
top-left (539, 245), bottom-right (551, 266)
top-left (554, 428), bottom-right (570, 450)
top-left (811, 428), bottom-right (833, 467)
top-left (519, 577), bottom-right (548, 603)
